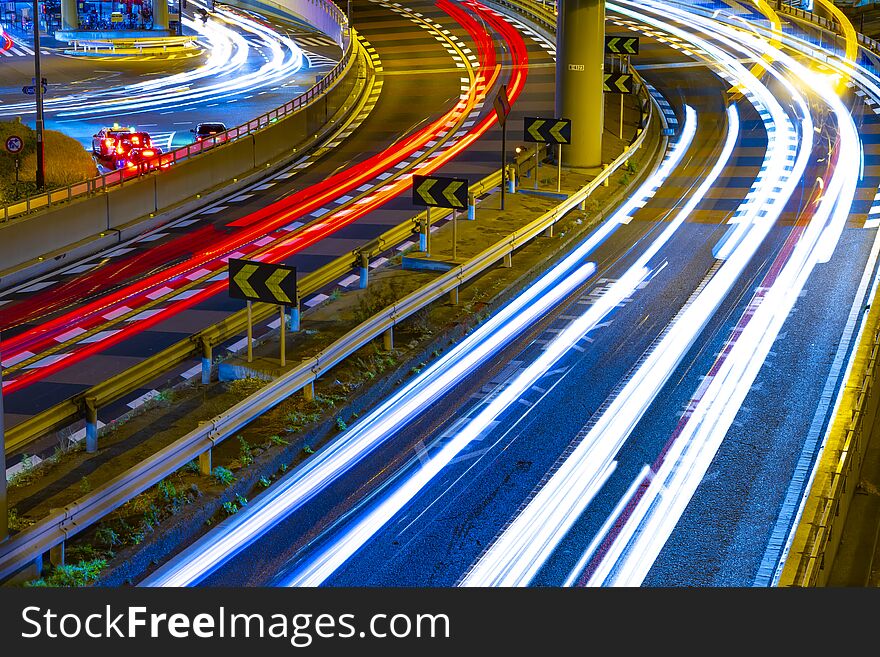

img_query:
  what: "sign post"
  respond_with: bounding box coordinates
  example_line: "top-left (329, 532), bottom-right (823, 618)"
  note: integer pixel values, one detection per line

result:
top-left (602, 73), bottom-right (633, 141)
top-left (5, 136), bottom-right (23, 184)
top-left (412, 174), bottom-right (469, 258)
top-left (493, 84), bottom-right (511, 210)
top-left (228, 259), bottom-right (298, 366)
top-left (523, 116), bottom-right (572, 193)
top-left (604, 36), bottom-right (639, 142)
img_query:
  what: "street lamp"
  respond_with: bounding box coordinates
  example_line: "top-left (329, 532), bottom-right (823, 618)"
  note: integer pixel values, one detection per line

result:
top-left (31, 0), bottom-right (46, 190)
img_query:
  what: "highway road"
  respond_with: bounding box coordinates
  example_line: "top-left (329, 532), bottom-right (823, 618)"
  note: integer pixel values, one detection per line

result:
top-left (139, 0), bottom-right (880, 587)
top-left (0, 2), bottom-right (341, 153)
top-left (0, 0), bottom-right (553, 470)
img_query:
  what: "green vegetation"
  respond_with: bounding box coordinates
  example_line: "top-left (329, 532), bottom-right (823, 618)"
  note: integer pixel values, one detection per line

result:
top-left (225, 376), bottom-right (269, 398)
top-left (335, 417), bottom-right (348, 431)
top-left (238, 436), bottom-right (254, 466)
top-left (26, 559), bottom-right (107, 588)
top-left (0, 120), bottom-right (98, 203)
top-left (211, 466), bottom-right (235, 486)
top-left (354, 278), bottom-right (404, 322)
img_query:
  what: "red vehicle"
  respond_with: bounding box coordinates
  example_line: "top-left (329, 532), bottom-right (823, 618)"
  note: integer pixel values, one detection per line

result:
top-left (91, 124), bottom-right (137, 159)
top-left (120, 145), bottom-right (165, 171)
top-left (112, 132), bottom-right (160, 170)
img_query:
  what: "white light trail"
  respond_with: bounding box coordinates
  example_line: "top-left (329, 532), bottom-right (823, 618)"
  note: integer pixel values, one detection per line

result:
top-left (0, 6), bottom-right (304, 120)
top-left (460, 0), bottom-right (837, 586)
top-left (141, 103), bottom-right (700, 588)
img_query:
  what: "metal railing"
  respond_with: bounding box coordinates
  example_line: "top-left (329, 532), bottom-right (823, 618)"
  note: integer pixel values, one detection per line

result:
top-left (0, 65), bottom-right (657, 581)
top-left (0, 2), bottom-right (352, 224)
top-left (785, 318), bottom-right (880, 586)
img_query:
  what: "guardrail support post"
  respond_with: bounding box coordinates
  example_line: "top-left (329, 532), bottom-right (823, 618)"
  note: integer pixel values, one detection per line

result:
top-left (201, 338), bottom-right (212, 385)
top-left (85, 398), bottom-right (99, 453)
top-left (450, 286), bottom-right (459, 306)
top-left (503, 252), bottom-right (513, 268)
top-left (49, 542), bottom-right (64, 566)
top-left (545, 222), bottom-right (554, 238)
top-left (468, 194), bottom-right (476, 221)
top-left (247, 301), bottom-right (253, 363)
top-left (289, 301), bottom-right (301, 333)
top-left (303, 381), bottom-right (315, 402)
top-left (359, 252), bottom-right (370, 289)
top-left (507, 165), bottom-right (516, 194)
top-left (383, 327), bottom-right (394, 352)
top-left (199, 449), bottom-right (212, 476)
top-left (280, 306), bottom-right (287, 367)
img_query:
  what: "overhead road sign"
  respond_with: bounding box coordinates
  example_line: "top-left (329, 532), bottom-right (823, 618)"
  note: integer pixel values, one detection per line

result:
top-left (604, 35), bottom-right (639, 55)
top-left (412, 174), bottom-right (469, 210)
top-left (603, 73), bottom-right (633, 94)
top-left (228, 258), bottom-right (297, 305)
top-left (523, 116), bottom-right (571, 145)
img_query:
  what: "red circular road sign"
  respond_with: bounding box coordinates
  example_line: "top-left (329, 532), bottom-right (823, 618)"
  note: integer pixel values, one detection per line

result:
top-left (5, 135), bottom-right (23, 154)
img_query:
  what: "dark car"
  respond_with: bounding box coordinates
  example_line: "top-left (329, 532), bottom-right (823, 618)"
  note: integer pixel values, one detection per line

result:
top-left (191, 122), bottom-right (227, 141)
top-left (92, 124), bottom-right (136, 158)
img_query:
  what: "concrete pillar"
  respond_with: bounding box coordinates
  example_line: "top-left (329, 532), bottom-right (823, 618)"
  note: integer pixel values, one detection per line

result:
top-left (61, 0), bottom-right (79, 30)
top-left (198, 449), bottom-right (212, 476)
top-left (557, 0), bottom-right (605, 169)
top-left (85, 399), bottom-right (99, 453)
top-left (201, 339), bottom-right (212, 385)
top-left (303, 381), bottom-right (315, 402)
top-left (152, 0), bottom-right (169, 30)
top-left (383, 327), bottom-right (394, 352)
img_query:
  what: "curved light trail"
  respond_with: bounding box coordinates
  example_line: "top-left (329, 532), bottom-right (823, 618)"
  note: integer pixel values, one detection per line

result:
top-left (0, 5), bottom-right (304, 120)
top-left (0, 0), bottom-right (524, 394)
top-left (141, 103), bottom-right (699, 587)
top-left (462, 0), bottom-right (861, 587)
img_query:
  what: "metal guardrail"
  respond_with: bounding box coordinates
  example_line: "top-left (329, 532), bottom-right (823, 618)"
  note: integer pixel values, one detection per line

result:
top-left (788, 328), bottom-right (878, 586)
top-left (3, 166), bottom-right (502, 455)
top-left (0, 0), bottom-right (352, 223)
top-left (0, 60), bottom-right (657, 581)
top-left (68, 36), bottom-right (199, 52)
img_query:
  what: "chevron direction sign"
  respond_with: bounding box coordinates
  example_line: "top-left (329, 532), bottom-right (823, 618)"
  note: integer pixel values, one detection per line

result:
top-left (604, 35), bottom-right (639, 55)
top-left (603, 73), bottom-right (633, 94)
top-left (228, 258), bottom-right (297, 305)
top-left (523, 116), bottom-right (571, 145)
top-left (412, 174), bottom-right (469, 210)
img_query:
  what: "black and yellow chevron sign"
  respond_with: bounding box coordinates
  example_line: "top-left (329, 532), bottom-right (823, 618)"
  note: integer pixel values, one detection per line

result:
top-left (412, 174), bottom-right (469, 210)
top-left (523, 116), bottom-right (571, 145)
top-left (603, 73), bottom-right (633, 94)
top-left (228, 258), bottom-right (298, 305)
top-left (604, 35), bottom-right (639, 55)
